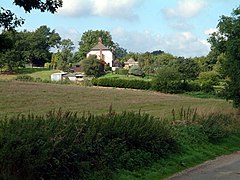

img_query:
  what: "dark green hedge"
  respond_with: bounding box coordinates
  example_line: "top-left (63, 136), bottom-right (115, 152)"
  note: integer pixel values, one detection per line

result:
top-left (92, 78), bottom-right (152, 90)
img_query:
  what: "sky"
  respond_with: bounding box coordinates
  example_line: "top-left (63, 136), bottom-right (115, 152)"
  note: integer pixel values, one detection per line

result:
top-left (1, 0), bottom-right (239, 57)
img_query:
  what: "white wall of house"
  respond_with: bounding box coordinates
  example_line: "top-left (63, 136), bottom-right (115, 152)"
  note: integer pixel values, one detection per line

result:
top-left (87, 50), bottom-right (113, 67)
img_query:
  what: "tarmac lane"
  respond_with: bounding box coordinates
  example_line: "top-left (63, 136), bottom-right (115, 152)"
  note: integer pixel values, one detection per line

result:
top-left (166, 151), bottom-right (240, 180)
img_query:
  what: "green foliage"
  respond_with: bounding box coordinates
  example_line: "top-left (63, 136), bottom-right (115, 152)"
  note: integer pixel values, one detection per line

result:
top-left (15, 75), bottom-right (34, 81)
top-left (78, 30), bottom-right (114, 59)
top-left (208, 6), bottom-right (240, 108)
top-left (92, 78), bottom-right (152, 90)
top-left (113, 43), bottom-right (127, 59)
top-left (54, 39), bottom-right (74, 70)
top-left (176, 57), bottom-right (200, 81)
top-left (198, 113), bottom-right (238, 142)
top-left (115, 68), bottom-right (128, 75)
top-left (152, 67), bottom-right (182, 93)
top-left (81, 55), bottom-right (105, 77)
top-left (0, 110), bottom-right (177, 179)
top-left (198, 71), bottom-right (220, 86)
top-left (128, 65), bottom-right (145, 77)
top-left (0, 8), bottom-right (24, 31)
top-left (0, 26), bottom-right (61, 70)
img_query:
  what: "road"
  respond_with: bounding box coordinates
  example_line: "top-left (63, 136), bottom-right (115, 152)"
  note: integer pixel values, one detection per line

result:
top-left (166, 151), bottom-right (240, 180)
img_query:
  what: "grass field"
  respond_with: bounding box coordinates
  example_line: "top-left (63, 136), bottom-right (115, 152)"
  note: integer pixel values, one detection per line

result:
top-left (0, 68), bottom-right (59, 81)
top-left (0, 80), bottom-right (235, 118)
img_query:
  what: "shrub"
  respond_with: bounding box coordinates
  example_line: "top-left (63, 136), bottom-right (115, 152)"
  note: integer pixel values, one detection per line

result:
top-left (185, 81), bottom-right (201, 92)
top-left (128, 66), bottom-right (145, 77)
top-left (0, 110), bottom-right (177, 179)
top-left (152, 67), bottom-right (183, 93)
top-left (197, 113), bottom-right (238, 142)
top-left (115, 68), bottom-right (128, 75)
top-left (15, 75), bottom-right (34, 81)
top-left (92, 78), bottom-right (152, 90)
top-left (198, 71), bottom-right (220, 86)
top-left (152, 80), bottom-right (183, 93)
top-left (201, 82), bottom-right (215, 93)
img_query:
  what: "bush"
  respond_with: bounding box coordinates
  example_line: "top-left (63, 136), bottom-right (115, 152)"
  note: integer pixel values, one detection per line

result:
top-left (115, 68), bottom-right (128, 75)
top-left (152, 80), bottom-right (183, 93)
top-left (92, 78), bottom-right (152, 90)
top-left (152, 67), bottom-right (183, 93)
top-left (197, 113), bottom-right (237, 142)
top-left (185, 81), bottom-right (201, 92)
top-left (0, 110), bottom-right (177, 179)
top-left (201, 82), bottom-right (215, 93)
top-left (128, 66), bottom-right (145, 77)
top-left (15, 75), bottom-right (34, 81)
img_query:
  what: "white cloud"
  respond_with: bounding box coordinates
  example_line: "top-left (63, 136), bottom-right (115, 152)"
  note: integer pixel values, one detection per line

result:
top-left (162, 0), bottom-right (207, 19)
top-left (57, 0), bottom-right (91, 17)
top-left (163, 32), bottom-right (210, 57)
top-left (58, 0), bottom-right (143, 21)
top-left (170, 22), bottom-right (193, 31)
top-left (56, 27), bottom-right (82, 51)
top-left (204, 28), bottom-right (218, 36)
top-left (112, 27), bottom-right (210, 57)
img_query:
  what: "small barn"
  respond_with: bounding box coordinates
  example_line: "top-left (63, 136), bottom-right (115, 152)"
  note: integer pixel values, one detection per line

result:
top-left (50, 72), bottom-right (67, 81)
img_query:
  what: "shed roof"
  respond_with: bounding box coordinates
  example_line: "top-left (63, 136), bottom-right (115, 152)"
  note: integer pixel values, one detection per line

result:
top-left (127, 58), bottom-right (136, 63)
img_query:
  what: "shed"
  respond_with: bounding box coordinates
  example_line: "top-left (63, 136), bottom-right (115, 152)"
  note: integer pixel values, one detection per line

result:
top-left (51, 72), bottom-right (67, 81)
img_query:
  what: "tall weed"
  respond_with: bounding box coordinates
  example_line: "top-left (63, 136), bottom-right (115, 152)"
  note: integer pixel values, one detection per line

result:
top-left (0, 109), bottom-right (177, 179)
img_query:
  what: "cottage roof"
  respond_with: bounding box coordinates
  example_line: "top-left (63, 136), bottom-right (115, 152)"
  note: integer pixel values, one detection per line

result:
top-left (91, 42), bottom-right (110, 51)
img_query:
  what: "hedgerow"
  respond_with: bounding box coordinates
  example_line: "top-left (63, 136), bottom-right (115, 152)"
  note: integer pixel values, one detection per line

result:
top-left (92, 78), bottom-right (152, 90)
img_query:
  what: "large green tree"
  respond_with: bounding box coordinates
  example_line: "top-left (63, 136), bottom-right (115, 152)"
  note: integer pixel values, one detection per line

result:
top-left (0, 26), bottom-right (61, 70)
top-left (78, 30), bottom-right (114, 60)
top-left (208, 6), bottom-right (240, 108)
top-left (27, 25), bottom-right (61, 66)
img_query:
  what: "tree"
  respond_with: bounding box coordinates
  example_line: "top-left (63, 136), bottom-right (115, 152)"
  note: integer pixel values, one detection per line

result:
top-left (0, 30), bottom-right (28, 72)
top-left (0, 0), bottom-right (62, 30)
top-left (51, 39), bottom-right (74, 70)
top-left (176, 57), bottom-right (200, 82)
top-left (113, 43), bottom-right (127, 59)
top-left (58, 39), bottom-right (74, 70)
top-left (27, 25), bottom-right (61, 66)
top-left (208, 6), bottom-right (240, 108)
top-left (152, 66), bottom-right (181, 93)
top-left (80, 55), bottom-right (105, 77)
top-left (78, 30), bottom-right (114, 60)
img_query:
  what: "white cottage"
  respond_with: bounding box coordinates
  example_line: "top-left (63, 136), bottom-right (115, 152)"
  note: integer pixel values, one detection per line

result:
top-left (87, 38), bottom-right (114, 67)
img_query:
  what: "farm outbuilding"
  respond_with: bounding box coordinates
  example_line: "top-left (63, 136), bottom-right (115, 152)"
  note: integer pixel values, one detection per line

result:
top-left (50, 72), bottom-right (67, 81)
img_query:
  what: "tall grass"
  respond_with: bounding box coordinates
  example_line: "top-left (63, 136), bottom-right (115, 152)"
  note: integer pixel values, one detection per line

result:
top-left (0, 109), bottom-right (177, 179)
